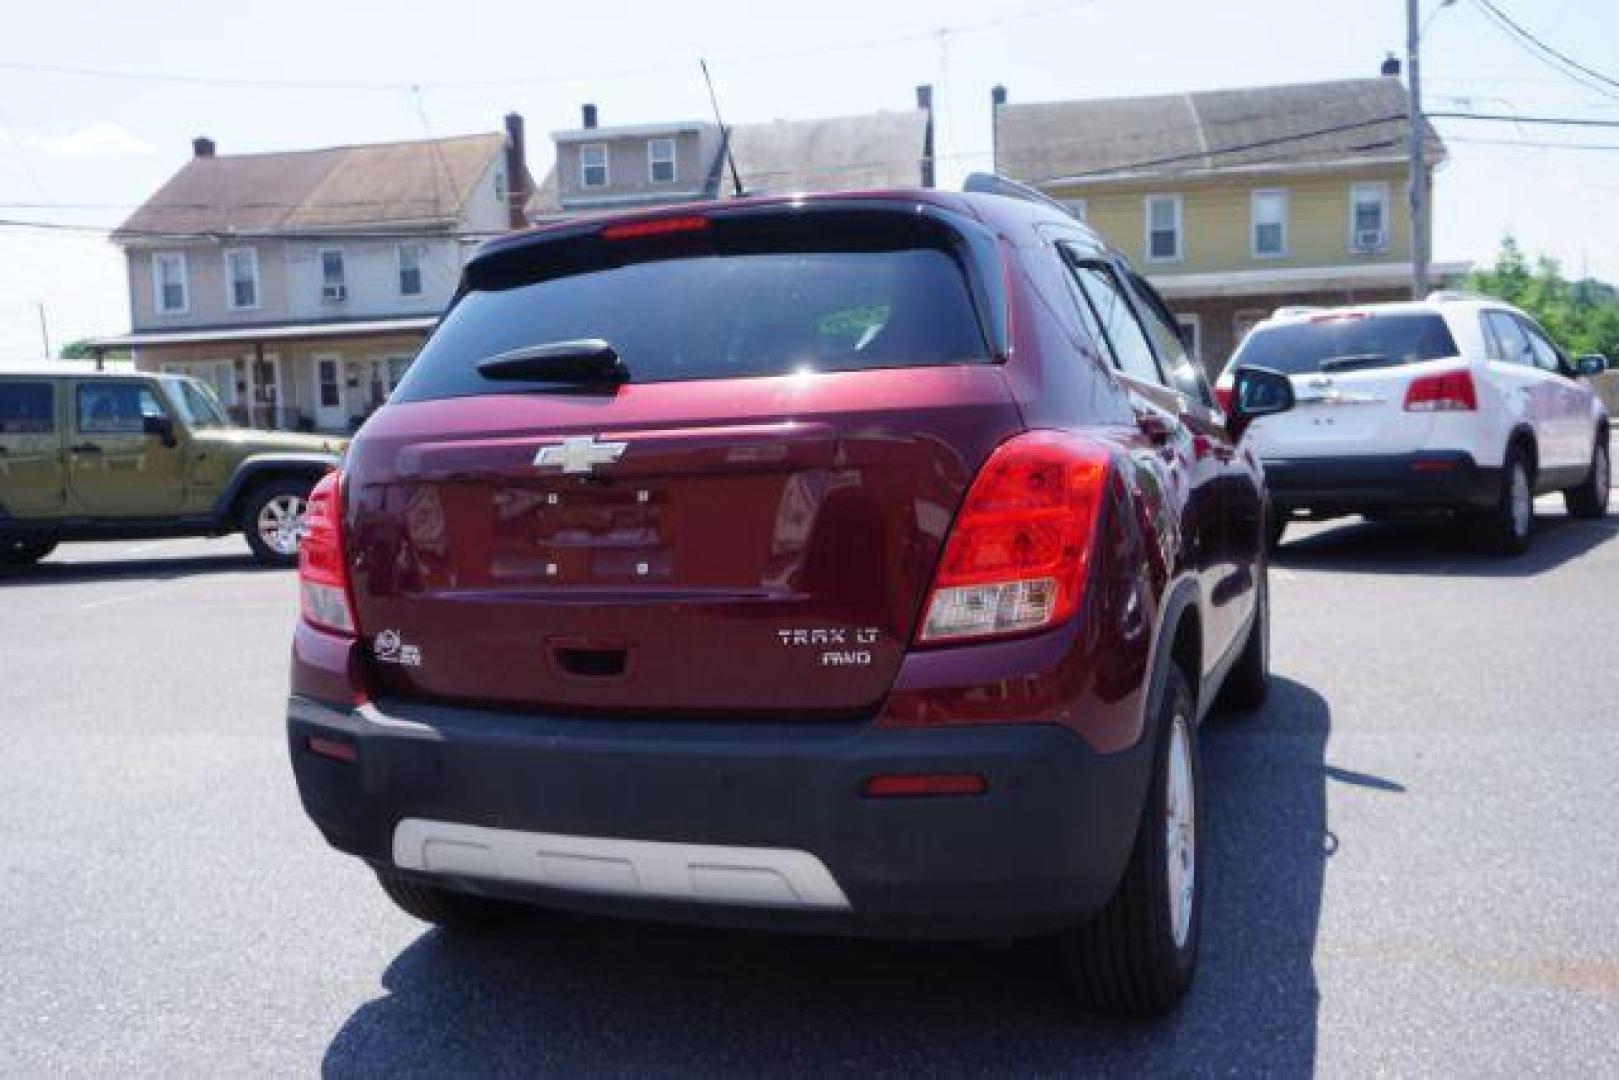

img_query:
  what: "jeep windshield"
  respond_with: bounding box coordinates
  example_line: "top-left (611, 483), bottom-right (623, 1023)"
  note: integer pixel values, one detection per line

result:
top-left (170, 377), bottom-right (233, 429)
top-left (392, 208), bottom-right (995, 401)
top-left (1231, 313), bottom-right (1459, 376)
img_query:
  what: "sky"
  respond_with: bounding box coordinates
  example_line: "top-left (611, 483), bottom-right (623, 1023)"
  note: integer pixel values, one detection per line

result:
top-left (1, 0), bottom-right (1617, 356)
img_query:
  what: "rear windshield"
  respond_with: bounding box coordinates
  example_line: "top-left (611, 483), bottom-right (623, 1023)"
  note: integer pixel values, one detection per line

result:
top-left (394, 247), bottom-right (989, 401)
top-left (1230, 313), bottom-right (1459, 375)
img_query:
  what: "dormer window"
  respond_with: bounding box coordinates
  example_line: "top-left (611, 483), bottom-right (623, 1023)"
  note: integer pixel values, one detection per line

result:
top-left (648, 138), bottom-right (676, 184)
top-left (580, 144), bottom-right (608, 188)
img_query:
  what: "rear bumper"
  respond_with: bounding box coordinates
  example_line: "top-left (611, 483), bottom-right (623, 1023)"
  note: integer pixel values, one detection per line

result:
top-left (1265, 451), bottom-right (1502, 514)
top-left (287, 694), bottom-right (1152, 938)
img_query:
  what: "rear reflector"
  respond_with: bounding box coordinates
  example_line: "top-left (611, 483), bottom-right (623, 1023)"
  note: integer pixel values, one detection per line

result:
top-left (298, 471), bottom-right (358, 637)
top-left (306, 735), bottom-right (357, 763)
top-left (863, 773), bottom-right (987, 798)
top-left (918, 431), bottom-right (1110, 644)
top-left (1404, 369), bottom-right (1477, 412)
top-left (601, 215), bottom-right (709, 241)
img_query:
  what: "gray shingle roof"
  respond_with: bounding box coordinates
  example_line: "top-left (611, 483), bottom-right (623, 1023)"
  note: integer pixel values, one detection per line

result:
top-left (996, 78), bottom-right (1443, 186)
top-left (116, 133), bottom-right (507, 239)
top-left (525, 108), bottom-right (930, 219)
top-left (726, 109), bottom-right (929, 196)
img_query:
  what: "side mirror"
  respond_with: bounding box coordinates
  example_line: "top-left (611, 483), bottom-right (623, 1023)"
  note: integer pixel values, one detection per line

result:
top-left (142, 414), bottom-right (177, 448)
top-left (1576, 354), bottom-right (1609, 377)
top-left (1227, 365), bottom-right (1295, 442)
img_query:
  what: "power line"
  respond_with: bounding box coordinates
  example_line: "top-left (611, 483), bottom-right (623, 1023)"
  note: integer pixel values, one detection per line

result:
top-left (1446, 134), bottom-right (1619, 152)
top-left (1428, 110), bottom-right (1619, 128)
top-left (0, 0), bottom-right (1101, 94)
top-left (1469, 0), bottom-right (1619, 103)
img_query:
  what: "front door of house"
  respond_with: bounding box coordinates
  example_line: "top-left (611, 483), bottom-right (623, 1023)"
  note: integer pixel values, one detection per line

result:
top-left (313, 357), bottom-right (346, 431)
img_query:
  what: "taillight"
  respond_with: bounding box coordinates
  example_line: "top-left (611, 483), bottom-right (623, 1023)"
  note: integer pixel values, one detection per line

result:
top-left (1214, 385), bottom-right (1233, 413)
top-left (917, 431), bottom-right (1111, 645)
top-left (1404, 369), bottom-right (1477, 412)
top-left (298, 471), bottom-right (358, 637)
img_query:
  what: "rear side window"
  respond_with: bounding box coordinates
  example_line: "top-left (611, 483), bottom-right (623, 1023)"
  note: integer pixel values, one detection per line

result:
top-left (0, 382), bottom-right (54, 433)
top-left (395, 246), bottom-right (989, 400)
top-left (1064, 259), bottom-right (1165, 387)
top-left (76, 383), bottom-right (166, 434)
top-left (1230, 313), bottom-right (1459, 375)
top-left (1483, 312), bottom-right (1531, 365)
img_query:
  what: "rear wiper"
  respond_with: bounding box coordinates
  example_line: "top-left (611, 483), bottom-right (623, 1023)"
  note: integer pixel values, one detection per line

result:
top-left (476, 339), bottom-right (630, 384)
top-left (1317, 353), bottom-right (1391, 373)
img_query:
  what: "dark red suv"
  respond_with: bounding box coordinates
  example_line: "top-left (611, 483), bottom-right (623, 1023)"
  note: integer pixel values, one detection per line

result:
top-left (288, 178), bottom-right (1293, 1016)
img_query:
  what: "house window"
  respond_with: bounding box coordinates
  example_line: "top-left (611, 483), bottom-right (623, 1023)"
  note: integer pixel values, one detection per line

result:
top-left (1350, 182), bottom-right (1390, 252)
top-left (1251, 190), bottom-right (1288, 259)
top-left (1062, 199), bottom-right (1087, 223)
top-left (580, 144), bottom-right (608, 188)
top-left (397, 243), bottom-right (426, 296)
top-left (1175, 314), bottom-right (1201, 364)
top-left (320, 249), bottom-right (346, 302)
top-left (224, 247), bottom-right (259, 310)
top-left (153, 252), bottom-right (188, 314)
top-left (1145, 195), bottom-right (1182, 262)
top-left (648, 138), bottom-right (676, 184)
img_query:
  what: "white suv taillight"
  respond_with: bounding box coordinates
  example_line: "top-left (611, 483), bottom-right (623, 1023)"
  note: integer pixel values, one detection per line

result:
top-left (917, 431), bottom-right (1111, 644)
top-left (1404, 369), bottom-right (1477, 412)
top-left (298, 471), bottom-right (357, 636)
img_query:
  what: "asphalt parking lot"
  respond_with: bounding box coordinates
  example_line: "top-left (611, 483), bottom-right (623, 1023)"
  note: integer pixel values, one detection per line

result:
top-left (3, 497), bottom-right (1617, 1075)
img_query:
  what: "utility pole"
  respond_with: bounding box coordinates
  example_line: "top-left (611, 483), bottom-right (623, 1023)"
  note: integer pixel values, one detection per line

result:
top-left (37, 301), bottom-right (50, 358)
top-left (1406, 0), bottom-right (1429, 298)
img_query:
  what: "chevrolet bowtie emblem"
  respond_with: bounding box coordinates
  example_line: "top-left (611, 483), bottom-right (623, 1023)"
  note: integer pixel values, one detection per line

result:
top-left (533, 435), bottom-right (627, 474)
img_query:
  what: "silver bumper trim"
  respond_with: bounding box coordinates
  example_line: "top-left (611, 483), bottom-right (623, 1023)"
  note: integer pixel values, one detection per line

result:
top-left (391, 818), bottom-right (851, 911)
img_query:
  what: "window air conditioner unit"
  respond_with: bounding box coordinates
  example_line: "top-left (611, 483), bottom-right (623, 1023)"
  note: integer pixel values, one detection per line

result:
top-left (1354, 229), bottom-right (1386, 252)
top-left (323, 283), bottom-right (348, 302)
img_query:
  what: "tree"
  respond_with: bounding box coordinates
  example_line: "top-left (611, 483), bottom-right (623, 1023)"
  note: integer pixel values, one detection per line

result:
top-left (1467, 237), bottom-right (1619, 360)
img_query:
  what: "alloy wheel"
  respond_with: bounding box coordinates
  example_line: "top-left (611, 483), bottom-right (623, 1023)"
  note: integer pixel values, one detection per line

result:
top-left (1164, 713), bottom-right (1197, 949)
top-left (257, 494), bottom-right (307, 556)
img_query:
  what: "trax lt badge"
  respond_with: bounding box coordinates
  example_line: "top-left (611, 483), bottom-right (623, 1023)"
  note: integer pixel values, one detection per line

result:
top-left (533, 435), bottom-right (627, 475)
top-left (778, 626), bottom-right (881, 667)
top-left (373, 629), bottom-right (422, 667)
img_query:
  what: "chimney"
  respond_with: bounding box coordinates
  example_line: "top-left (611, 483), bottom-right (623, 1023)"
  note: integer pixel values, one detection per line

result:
top-left (192, 136), bottom-right (216, 158)
top-left (504, 112), bottom-right (528, 231)
top-left (991, 85), bottom-right (1007, 108)
top-left (1381, 53), bottom-right (1402, 77)
top-left (581, 103), bottom-right (598, 130)
top-left (916, 84), bottom-right (935, 189)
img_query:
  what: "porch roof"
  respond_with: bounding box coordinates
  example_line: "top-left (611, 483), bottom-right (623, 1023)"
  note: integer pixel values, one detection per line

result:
top-left (86, 315), bottom-right (437, 351)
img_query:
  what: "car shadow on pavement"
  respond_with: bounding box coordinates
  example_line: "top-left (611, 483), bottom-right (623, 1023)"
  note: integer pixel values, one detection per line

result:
top-left (0, 552), bottom-right (272, 586)
top-left (322, 677), bottom-right (1336, 1076)
top-left (1274, 511), bottom-right (1616, 578)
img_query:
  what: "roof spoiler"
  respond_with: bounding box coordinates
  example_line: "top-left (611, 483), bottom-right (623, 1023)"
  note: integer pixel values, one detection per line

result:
top-left (962, 172), bottom-right (1080, 221)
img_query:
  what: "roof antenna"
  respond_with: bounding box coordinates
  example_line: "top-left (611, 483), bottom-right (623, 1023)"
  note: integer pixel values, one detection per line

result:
top-left (699, 59), bottom-right (745, 197)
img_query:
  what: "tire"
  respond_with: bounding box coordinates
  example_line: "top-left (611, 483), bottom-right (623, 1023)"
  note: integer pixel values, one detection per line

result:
top-left (375, 869), bottom-right (521, 930)
top-left (241, 478), bottom-right (314, 567)
top-left (1061, 666), bottom-right (1202, 1017)
top-left (1480, 447), bottom-right (1533, 556)
top-left (1564, 435), bottom-right (1610, 520)
top-left (0, 535), bottom-right (57, 566)
top-left (1216, 559), bottom-right (1269, 712)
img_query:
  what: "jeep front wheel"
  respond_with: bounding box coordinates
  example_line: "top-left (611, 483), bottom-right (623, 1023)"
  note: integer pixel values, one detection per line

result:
top-left (242, 479), bottom-right (313, 566)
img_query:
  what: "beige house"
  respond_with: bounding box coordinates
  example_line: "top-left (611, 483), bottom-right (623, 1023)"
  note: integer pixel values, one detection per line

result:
top-left (995, 74), bottom-right (1468, 370)
top-left (90, 118), bottom-right (534, 432)
top-left (527, 90), bottom-right (936, 222)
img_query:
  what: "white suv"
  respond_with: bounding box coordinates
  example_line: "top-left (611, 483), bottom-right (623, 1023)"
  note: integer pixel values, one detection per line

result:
top-left (1217, 293), bottom-right (1610, 554)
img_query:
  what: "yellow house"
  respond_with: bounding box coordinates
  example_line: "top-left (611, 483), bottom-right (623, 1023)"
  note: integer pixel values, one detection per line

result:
top-left (994, 76), bottom-right (1467, 370)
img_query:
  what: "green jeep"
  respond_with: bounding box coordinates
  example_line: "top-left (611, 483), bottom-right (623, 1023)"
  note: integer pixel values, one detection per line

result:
top-left (0, 364), bottom-right (341, 567)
